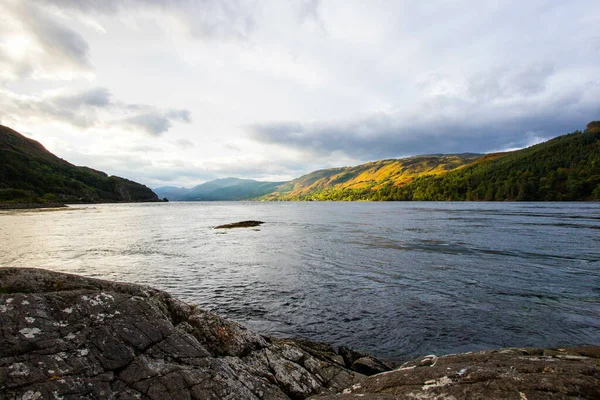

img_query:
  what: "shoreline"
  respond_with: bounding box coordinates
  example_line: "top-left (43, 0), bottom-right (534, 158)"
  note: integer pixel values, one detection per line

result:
top-left (0, 202), bottom-right (67, 210)
top-left (0, 199), bottom-right (169, 210)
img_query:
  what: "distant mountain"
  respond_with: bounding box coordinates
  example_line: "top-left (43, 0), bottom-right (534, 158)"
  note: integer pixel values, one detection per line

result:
top-left (0, 125), bottom-right (159, 206)
top-left (152, 186), bottom-right (189, 201)
top-left (263, 122), bottom-right (600, 201)
top-left (154, 178), bottom-right (284, 201)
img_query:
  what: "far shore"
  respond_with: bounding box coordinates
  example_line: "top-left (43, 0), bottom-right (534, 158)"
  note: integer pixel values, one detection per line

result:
top-left (0, 202), bottom-right (67, 210)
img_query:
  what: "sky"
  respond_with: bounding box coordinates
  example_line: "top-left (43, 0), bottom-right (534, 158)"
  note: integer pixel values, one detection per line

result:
top-left (1, 0), bottom-right (599, 188)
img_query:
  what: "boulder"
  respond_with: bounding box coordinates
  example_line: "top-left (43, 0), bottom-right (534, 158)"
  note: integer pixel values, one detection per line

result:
top-left (215, 221), bottom-right (264, 229)
top-left (312, 347), bottom-right (600, 399)
top-left (0, 268), bottom-right (366, 399)
top-left (2, 268), bottom-right (598, 399)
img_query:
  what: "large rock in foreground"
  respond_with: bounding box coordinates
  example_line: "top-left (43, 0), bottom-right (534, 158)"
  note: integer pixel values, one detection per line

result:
top-left (1, 268), bottom-right (598, 399)
top-left (0, 268), bottom-right (366, 399)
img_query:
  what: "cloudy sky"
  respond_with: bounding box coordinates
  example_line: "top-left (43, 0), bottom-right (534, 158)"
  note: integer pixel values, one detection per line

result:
top-left (1, 0), bottom-right (599, 187)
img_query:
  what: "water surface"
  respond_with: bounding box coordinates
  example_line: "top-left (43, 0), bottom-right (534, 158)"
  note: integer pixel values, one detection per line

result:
top-left (1, 202), bottom-right (599, 360)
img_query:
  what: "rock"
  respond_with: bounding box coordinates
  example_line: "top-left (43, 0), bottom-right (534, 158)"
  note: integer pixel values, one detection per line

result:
top-left (0, 268), bottom-right (365, 399)
top-left (338, 346), bottom-right (365, 368)
top-left (3, 268), bottom-right (596, 400)
top-left (338, 346), bottom-right (396, 375)
top-left (311, 347), bottom-right (600, 399)
top-left (215, 221), bottom-right (264, 229)
top-left (350, 356), bottom-right (390, 376)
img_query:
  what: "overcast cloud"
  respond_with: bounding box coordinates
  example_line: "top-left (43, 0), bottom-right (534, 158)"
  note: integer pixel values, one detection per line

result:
top-left (0, 0), bottom-right (598, 186)
top-left (0, 87), bottom-right (191, 136)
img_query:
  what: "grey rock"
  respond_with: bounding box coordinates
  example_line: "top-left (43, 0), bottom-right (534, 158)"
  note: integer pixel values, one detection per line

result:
top-left (338, 346), bottom-right (396, 375)
top-left (311, 347), bottom-right (600, 399)
top-left (6, 268), bottom-right (594, 400)
top-left (350, 356), bottom-right (390, 376)
top-left (0, 268), bottom-right (365, 399)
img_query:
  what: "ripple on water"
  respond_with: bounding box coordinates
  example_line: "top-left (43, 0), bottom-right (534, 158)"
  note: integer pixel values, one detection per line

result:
top-left (0, 201), bottom-right (599, 360)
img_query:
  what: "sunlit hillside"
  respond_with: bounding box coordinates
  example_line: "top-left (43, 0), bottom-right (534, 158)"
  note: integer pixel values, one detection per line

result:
top-left (263, 154), bottom-right (484, 200)
top-left (264, 123), bottom-right (600, 201)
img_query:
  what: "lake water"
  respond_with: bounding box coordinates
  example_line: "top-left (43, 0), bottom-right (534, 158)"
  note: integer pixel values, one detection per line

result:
top-left (1, 202), bottom-right (599, 361)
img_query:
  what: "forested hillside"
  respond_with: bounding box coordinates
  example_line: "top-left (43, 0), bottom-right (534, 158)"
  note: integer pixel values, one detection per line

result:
top-left (265, 122), bottom-right (600, 201)
top-left (264, 154), bottom-right (482, 200)
top-left (0, 125), bottom-right (159, 205)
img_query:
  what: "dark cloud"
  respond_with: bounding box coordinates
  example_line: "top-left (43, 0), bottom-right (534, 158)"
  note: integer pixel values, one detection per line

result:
top-left (0, 87), bottom-right (191, 135)
top-left (250, 81), bottom-right (600, 160)
top-left (122, 112), bottom-right (175, 136)
top-left (121, 108), bottom-right (190, 136)
top-left (53, 87), bottom-right (112, 109)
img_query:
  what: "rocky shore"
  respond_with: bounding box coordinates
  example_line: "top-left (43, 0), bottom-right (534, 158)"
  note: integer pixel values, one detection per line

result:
top-left (1, 268), bottom-right (598, 399)
top-left (0, 203), bottom-right (67, 210)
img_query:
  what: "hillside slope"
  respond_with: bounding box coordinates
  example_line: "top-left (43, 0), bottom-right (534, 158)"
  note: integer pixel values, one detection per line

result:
top-left (0, 125), bottom-right (159, 205)
top-left (264, 153), bottom-right (483, 200)
top-left (270, 122), bottom-right (600, 201)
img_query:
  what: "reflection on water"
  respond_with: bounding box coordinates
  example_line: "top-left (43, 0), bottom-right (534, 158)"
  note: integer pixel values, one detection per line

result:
top-left (1, 201), bottom-right (599, 360)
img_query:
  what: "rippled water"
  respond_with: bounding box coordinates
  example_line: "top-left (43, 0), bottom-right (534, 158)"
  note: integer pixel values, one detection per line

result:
top-left (1, 202), bottom-right (599, 361)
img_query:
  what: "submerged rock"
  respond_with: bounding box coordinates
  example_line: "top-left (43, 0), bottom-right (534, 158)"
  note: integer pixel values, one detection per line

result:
top-left (0, 268), bottom-right (370, 399)
top-left (215, 220), bottom-right (264, 229)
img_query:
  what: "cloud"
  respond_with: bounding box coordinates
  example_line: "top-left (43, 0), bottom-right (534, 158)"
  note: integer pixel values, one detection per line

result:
top-left (467, 65), bottom-right (555, 101)
top-left (53, 87), bottom-right (112, 109)
top-left (122, 110), bottom-right (190, 136)
top-left (250, 69), bottom-right (600, 160)
top-left (2, 0), bottom-right (599, 187)
top-left (40, 0), bottom-right (256, 40)
top-left (0, 0), bottom-right (93, 82)
top-left (60, 147), bottom-right (310, 188)
top-left (0, 87), bottom-right (191, 135)
top-left (174, 139), bottom-right (195, 148)
top-left (0, 0), bottom-right (259, 83)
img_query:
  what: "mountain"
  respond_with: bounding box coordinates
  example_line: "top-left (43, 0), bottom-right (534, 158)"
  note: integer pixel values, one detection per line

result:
top-left (151, 186), bottom-right (190, 201)
top-left (154, 178), bottom-right (284, 201)
top-left (0, 125), bottom-right (159, 205)
top-left (264, 153), bottom-right (483, 200)
top-left (264, 122), bottom-right (600, 201)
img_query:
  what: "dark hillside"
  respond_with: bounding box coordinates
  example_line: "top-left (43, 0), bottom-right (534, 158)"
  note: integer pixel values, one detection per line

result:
top-left (0, 125), bottom-right (159, 205)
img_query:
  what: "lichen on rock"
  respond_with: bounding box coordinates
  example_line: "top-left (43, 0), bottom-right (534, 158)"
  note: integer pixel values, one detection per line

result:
top-left (1, 268), bottom-right (598, 400)
top-left (0, 268), bottom-right (368, 399)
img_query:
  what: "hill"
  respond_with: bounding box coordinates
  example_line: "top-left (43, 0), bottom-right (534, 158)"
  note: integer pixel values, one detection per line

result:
top-left (155, 178), bottom-right (284, 201)
top-left (0, 125), bottom-right (159, 206)
top-left (264, 153), bottom-right (483, 200)
top-left (265, 122), bottom-right (600, 201)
